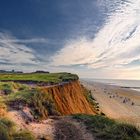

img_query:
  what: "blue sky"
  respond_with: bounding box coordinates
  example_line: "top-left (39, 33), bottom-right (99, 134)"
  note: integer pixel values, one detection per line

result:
top-left (0, 0), bottom-right (140, 79)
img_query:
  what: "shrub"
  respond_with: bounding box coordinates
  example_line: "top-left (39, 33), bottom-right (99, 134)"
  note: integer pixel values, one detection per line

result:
top-left (1, 83), bottom-right (13, 95)
top-left (0, 124), bottom-right (11, 140)
top-left (13, 131), bottom-right (35, 140)
top-left (0, 118), bottom-right (35, 140)
top-left (31, 90), bottom-right (59, 120)
top-left (0, 97), bottom-right (7, 117)
top-left (0, 118), bottom-right (15, 130)
top-left (0, 118), bottom-right (15, 140)
top-left (7, 89), bottom-right (35, 106)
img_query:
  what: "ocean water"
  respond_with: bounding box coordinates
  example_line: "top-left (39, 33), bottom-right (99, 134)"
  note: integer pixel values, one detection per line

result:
top-left (83, 78), bottom-right (140, 92)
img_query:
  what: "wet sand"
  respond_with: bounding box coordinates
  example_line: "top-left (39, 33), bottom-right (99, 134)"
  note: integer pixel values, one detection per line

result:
top-left (81, 80), bottom-right (140, 127)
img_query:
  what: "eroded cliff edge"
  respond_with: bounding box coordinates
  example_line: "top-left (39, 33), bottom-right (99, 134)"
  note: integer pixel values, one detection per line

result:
top-left (40, 80), bottom-right (96, 115)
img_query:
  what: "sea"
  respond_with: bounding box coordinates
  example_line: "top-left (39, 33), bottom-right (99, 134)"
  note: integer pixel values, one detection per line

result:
top-left (82, 78), bottom-right (140, 92)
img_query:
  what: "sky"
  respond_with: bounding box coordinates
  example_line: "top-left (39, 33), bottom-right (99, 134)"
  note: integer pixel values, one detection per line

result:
top-left (0, 0), bottom-right (140, 79)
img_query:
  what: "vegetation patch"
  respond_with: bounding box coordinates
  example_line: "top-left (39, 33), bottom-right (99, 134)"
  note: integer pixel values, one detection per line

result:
top-left (0, 82), bottom-right (14, 95)
top-left (7, 88), bottom-right (34, 108)
top-left (13, 131), bottom-right (35, 140)
top-left (0, 117), bottom-right (35, 140)
top-left (0, 97), bottom-right (7, 117)
top-left (73, 114), bottom-right (140, 140)
top-left (0, 72), bottom-right (79, 83)
top-left (7, 87), bottom-right (60, 120)
top-left (30, 90), bottom-right (60, 120)
top-left (82, 85), bottom-right (100, 114)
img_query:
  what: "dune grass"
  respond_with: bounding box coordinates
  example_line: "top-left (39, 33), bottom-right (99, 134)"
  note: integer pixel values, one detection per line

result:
top-left (73, 114), bottom-right (140, 140)
top-left (30, 90), bottom-right (59, 120)
top-left (13, 131), bottom-right (35, 140)
top-left (7, 88), bottom-right (34, 105)
top-left (0, 117), bottom-right (35, 140)
top-left (0, 82), bottom-right (14, 95)
top-left (7, 87), bottom-right (59, 120)
top-left (82, 85), bottom-right (100, 114)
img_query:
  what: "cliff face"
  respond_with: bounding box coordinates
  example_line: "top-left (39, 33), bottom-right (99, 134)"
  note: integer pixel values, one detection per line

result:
top-left (41, 81), bottom-right (96, 115)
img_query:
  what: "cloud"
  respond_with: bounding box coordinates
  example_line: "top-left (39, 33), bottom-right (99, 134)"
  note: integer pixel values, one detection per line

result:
top-left (0, 32), bottom-right (38, 66)
top-left (0, 33), bottom-right (49, 44)
top-left (51, 0), bottom-right (140, 72)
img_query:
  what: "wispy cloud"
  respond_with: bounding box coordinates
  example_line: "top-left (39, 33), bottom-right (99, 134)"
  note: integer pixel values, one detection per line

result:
top-left (0, 32), bottom-right (38, 66)
top-left (51, 0), bottom-right (140, 72)
top-left (0, 33), bottom-right (49, 44)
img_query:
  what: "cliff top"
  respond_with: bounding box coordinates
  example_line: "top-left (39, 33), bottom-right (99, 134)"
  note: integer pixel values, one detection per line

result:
top-left (0, 72), bottom-right (79, 83)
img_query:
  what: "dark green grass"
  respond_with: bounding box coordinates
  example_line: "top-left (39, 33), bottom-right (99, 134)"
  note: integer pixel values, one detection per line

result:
top-left (73, 114), bottom-right (140, 140)
top-left (0, 72), bottom-right (78, 83)
top-left (0, 82), bottom-right (13, 95)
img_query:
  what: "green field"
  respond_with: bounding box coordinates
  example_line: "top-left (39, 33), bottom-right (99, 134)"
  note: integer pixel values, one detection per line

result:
top-left (0, 72), bottom-right (79, 83)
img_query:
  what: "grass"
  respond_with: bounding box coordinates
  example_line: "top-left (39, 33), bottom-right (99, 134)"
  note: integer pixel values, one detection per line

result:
top-left (7, 88), bottom-right (34, 105)
top-left (73, 114), bottom-right (140, 140)
top-left (30, 90), bottom-right (59, 120)
top-left (0, 72), bottom-right (79, 83)
top-left (82, 85), bottom-right (100, 114)
top-left (7, 87), bottom-right (60, 120)
top-left (13, 131), bottom-right (35, 140)
top-left (0, 96), bottom-right (7, 117)
top-left (0, 117), bottom-right (35, 140)
top-left (0, 82), bottom-right (14, 95)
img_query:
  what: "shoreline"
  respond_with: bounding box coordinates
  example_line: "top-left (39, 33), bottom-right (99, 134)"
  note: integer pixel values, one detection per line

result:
top-left (81, 80), bottom-right (140, 127)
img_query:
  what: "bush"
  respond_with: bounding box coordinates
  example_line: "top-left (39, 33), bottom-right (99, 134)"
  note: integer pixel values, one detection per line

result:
top-left (0, 118), bottom-right (15, 130)
top-left (0, 124), bottom-right (11, 140)
top-left (7, 89), bottom-right (35, 106)
top-left (59, 73), bottom-right (79, 82)
top-left (31, 90), bottom-right (59, 120)
top-left (0, 118), bottom-right (15, 140)
top-left (0, 118), bottom-right (35, 140)
top-left (13, 131), bottom-right (35, 140)
top-left (1, 83), bottom-right (13, 95)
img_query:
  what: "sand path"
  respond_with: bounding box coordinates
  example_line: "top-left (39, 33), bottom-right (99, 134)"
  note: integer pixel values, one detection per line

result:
top-left (7, 110), bottom-right (55, 139)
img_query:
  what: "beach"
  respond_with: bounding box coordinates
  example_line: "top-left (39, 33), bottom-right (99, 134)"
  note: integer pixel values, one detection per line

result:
top-left (81, 80), bottom-right (140, 127)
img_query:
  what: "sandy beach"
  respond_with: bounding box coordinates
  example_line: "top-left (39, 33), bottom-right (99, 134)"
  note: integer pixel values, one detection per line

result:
top-left (81, 80), bottom-right (140, 127)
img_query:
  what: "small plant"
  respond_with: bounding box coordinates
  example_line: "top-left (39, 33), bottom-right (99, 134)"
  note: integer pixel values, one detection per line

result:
top-left (0, 118), bottom-right (15, 140)
top-left (13, 131), bottom-right (35, 140)
top-left (0, 118), bottom-right (36, 140)
top-left (0, 124), bottom-right (11, 140)
top-left (0, 83), bottom-right (13, 95)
